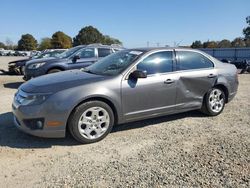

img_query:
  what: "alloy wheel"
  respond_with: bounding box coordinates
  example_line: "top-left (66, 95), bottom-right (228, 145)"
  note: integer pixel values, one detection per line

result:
top-left (208, 89), bottom-right (224, 113)
top-left (78, 107), bottom-right (110, 140)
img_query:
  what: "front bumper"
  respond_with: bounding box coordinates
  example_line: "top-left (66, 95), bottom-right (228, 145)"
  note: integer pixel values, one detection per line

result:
top-left (12, 95), bottom-right (66, 138)
top-left (13, 115), bottom-right (65, 138)
top-left (23, 67), bottom-right (46, 80)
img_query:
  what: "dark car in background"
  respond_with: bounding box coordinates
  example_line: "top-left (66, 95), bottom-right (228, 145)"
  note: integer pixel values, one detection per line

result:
top-left (221, 59), bottom-right (250, 74)
top-left (23, 44), bottom-right (123, 80)
top-left (8, 49), bottom-right (66, 75)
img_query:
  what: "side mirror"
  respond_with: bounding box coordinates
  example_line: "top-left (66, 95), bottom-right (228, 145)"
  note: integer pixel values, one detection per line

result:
top-left (72, 55), bottom-right (80, 63)
top-left (130, 70), bottom-right (147, 79)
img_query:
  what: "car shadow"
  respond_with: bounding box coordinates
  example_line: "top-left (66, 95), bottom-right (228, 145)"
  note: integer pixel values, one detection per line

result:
top-left (3, 82), bottom-right (24, 89)
top-left (112, 110), bottom-right (206, 133)
top-left (0, 110), bottom-right (206, 149)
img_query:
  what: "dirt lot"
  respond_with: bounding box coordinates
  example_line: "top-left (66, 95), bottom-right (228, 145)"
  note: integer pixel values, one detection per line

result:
top-left (0, 57), bottom-right (249, 187)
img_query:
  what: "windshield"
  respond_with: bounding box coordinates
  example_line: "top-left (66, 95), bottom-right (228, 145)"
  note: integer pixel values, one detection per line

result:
top-left (57, 46), bottom-right (84, 59)
top-left (35, 51), bottom-right (65, 59)
top-left (84, 50), bottom-right (143, 76)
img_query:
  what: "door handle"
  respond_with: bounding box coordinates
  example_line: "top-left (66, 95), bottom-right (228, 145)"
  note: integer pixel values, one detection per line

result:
top-left (164, 79), bottom-right (174, 84)
top-left (207, 74), bottom-right (216, 78)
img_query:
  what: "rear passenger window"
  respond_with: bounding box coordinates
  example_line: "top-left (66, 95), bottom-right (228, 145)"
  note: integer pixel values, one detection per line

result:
top-left (98, 48), bottom-right (112, 57)
top-left (137, 51), bottom-right (173, 75)
top-left (177, 51), bottom-right (214, 70)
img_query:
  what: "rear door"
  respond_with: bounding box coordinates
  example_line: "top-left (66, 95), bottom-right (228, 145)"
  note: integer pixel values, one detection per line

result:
top-left (175, 50), bottom-right (217, 109)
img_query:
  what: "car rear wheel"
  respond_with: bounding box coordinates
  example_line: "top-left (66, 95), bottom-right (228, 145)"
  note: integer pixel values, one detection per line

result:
top-left (201, 87), bottom-right (226, 116)
top-left (68, 101), bottom-right (114, 144)
top-left (47, 69), bottom-right (62, 74)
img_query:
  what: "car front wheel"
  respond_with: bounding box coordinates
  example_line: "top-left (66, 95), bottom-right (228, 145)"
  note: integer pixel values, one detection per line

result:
top-left (47, 69), bottom-right (62, 74)
top-left (68, 101), bottom-right (114, 144)
top-left (201, 87), bottom-right (226, 116)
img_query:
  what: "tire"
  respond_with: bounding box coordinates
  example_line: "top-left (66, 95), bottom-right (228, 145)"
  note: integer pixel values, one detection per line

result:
top-left (201, 87), bottom-right (226, 116)
top-left (68, 101), bottom-right (114, 144)
top-left (47, 69), bottom-right (62, 74)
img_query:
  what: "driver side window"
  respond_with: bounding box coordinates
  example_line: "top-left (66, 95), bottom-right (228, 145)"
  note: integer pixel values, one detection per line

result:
top-left (137, 51), bottom-right (173, 75)
top-left (78, 48), bottom-right (95, 58)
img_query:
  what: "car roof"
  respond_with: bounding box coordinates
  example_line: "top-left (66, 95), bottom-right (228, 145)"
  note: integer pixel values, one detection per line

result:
top-left (75, 43), bottom-right (124, 49)
top-left (129, 47), bottom-right (196, 52)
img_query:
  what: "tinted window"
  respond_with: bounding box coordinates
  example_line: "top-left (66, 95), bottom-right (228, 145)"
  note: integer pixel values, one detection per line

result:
top-left (137, 51), bottom-right (173, 75)
top-left (98, 48), bottom-right (112, 57)
top-left (78, 48), bottom-right (95, 58)
top-left (178, 51), bottom-right (213, 70)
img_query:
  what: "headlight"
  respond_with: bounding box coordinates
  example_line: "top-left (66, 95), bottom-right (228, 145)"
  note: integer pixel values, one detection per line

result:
top-left (15, 91), bottom-right (51, 105)
top-left (28, 62), bottom-right (46, 69)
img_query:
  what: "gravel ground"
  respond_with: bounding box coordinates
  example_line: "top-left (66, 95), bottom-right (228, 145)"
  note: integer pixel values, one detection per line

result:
top-left (0, 57), bottom-right (249, 187)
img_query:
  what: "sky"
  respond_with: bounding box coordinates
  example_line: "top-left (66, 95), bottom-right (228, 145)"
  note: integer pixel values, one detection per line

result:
top-left (0, 0), bottom-right (249, 48)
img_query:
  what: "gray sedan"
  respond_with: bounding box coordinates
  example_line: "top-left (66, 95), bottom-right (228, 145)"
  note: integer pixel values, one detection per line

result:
top-left (12, 48), bottom-right (238, 143)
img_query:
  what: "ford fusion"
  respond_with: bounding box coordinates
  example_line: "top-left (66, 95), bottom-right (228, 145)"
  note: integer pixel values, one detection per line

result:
top-left (13, 48), bottom-right (238, 144)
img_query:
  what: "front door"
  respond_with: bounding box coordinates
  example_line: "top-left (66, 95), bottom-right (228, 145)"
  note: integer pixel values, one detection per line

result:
top-left (121, 50), bottom-right (178, 121)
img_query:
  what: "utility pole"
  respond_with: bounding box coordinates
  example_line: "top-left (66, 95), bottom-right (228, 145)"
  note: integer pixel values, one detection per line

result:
top-left (147, 41), bottom-right (149, 47)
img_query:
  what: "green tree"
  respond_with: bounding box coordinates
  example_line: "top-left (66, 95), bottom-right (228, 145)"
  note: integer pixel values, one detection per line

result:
top-left (243, 16), bottom-right (250, 39)
top-left (51, 31), bottom-right (72, 49)
top-left (0, 42), bottom-right (5, 49)
top-left (245, 39), bottom-right (250, 47)
top-left (73, 26), bottom-right (104, 46)
top-left (231, 37), bottom-right (245, 47)
top-left (190, 40), bottom-right (203, 48)
top-left (38, 38), bottom-right (52, 50)
top-left (243, 28), bottom-right (250, 39)
top-left (17, 34), bottom-right (38, 51)
top-left (102, 35), bottom-right (122, 45)
top-left (217, 39), bottom-right (231, 48)
top-left (203, 41), bottom-right (218, 48)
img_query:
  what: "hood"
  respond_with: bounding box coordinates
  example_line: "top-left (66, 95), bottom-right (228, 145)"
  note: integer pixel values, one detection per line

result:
top-left (25, 57), bottom-right (65, 65)
top-left (20, 70), bottom-right (107, 93)
top-left (8, 58), bottom-right (29, 65)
